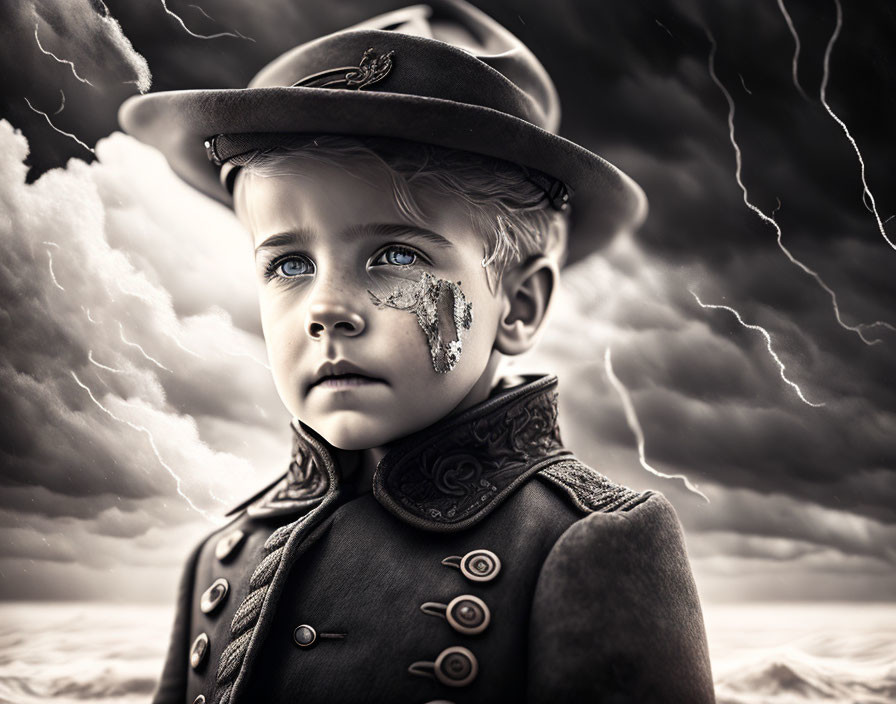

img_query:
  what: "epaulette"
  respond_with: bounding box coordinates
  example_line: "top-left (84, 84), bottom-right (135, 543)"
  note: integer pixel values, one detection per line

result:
top-left (536, 458), bottom-right (653, 513)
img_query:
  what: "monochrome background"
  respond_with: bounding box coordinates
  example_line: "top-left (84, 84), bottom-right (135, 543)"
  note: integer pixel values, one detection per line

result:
top-left (1, 0), bottom-right (894, 702)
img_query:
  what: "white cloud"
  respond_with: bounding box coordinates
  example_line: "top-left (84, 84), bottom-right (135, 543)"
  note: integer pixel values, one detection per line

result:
top-left (0, 120), bottom-right (291, 598)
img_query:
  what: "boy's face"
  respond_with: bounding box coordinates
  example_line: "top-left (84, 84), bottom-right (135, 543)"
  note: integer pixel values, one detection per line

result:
top-left (236, 157), bottom-right (507, 451)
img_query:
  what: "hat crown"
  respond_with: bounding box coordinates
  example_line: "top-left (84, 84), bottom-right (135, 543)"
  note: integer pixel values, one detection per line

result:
top-left (248, 0), bottom-right (561, 133)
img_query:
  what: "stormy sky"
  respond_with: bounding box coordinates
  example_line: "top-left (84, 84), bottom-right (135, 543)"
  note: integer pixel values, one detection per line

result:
top-left (0, 0), bottom-right (894, 604)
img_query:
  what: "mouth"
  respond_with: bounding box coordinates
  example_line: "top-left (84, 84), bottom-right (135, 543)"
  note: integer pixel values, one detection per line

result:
top-left (309, 372), bottom-right (386, 391)
top-left (306, 360), bottom-right (387, 395)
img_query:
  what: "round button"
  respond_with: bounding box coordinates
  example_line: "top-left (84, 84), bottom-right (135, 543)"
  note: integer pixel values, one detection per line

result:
top-left (189, 632), bottom-right (209, 669)
top-left (434, 646), bottom-right (478, 687)
top-left (215, 529), bottom-right (245, 562)
top-left (446, 595), bottom-right (490, 635)
top-left (200, 578), bottom-right (229, 614)
top-left (293, 624), bottom-right (317, 647)
top-left (460, 549), bottom-right (501, 582)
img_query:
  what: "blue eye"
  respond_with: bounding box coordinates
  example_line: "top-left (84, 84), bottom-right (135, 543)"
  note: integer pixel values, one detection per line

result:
top-left (268, 255), bottom-right (314, 279)
top-left (377, 246), bottom-right (418, 267)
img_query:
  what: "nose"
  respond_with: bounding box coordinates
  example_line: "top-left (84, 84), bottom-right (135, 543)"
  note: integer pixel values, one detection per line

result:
top-left (305, 301), bottom-right (366, 339)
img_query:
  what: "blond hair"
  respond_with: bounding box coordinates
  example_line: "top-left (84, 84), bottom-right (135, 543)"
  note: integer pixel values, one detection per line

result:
top-left (232, 134), bottom-right (569, 290)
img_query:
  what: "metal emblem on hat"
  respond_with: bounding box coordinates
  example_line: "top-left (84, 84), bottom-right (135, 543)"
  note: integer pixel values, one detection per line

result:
top-left (291, 47), bottom-right (394, 90)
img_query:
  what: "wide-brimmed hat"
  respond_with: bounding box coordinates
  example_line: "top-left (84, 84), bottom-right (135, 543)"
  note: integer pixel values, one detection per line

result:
top-left (118, 0), bottom-right (647, 265)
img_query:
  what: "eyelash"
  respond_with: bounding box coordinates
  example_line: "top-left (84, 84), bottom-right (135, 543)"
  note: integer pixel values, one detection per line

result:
top-left (262, 245), bottom-right (429, 282)
top-left (371, 245), bottom-right (428, 268)
top-left (264, 253), bottom-right (314, 281)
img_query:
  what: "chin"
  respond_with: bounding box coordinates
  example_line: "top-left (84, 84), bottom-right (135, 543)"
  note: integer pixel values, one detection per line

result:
top-left (310, 413), bottom-right (406, 451)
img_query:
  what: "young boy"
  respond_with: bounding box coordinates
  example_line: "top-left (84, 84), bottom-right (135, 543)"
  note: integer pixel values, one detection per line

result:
top-left (119, 1), bottom-right (715, 702)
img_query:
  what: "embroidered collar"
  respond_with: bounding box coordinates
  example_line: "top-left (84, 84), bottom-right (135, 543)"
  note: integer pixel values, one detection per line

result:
top-left (229, 374), bottom-right (572, 531)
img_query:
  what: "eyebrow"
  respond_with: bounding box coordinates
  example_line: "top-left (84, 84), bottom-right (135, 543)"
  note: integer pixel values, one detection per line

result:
top-left (254, 223), bottom-right (455, 255)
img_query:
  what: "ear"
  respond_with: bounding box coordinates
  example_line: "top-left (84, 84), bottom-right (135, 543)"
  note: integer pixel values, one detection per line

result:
top-left (494, 255), bottom-right (558, 356)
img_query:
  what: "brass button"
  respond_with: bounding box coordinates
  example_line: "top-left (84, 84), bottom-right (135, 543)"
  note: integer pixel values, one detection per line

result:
top-left (200, 578), bottom-right (229, 614)
top-left (442, 549), bottom-right (501, 582)
top-left (446, 595), bottom-right (490, 635)
top-left (189, 633), bottom-right (209, 669)
top-left (462, 550), bottom-right (500, 581)
top-left (420, 594), bottom-right (490, 635)
top-left (215, 529), bottom-right (245, 561)
top-left (293, 624), bottom-right (317, 647)
top-left (434, 646), bottom-right (478, 687)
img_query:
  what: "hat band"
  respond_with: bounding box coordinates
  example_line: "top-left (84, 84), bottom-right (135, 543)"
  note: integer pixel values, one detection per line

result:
top-left (290, 47), bottom-right (395, 90)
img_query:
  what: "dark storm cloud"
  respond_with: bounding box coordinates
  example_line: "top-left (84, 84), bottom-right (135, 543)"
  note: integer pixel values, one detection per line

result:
top-left (539, 247), bottom-right (896, 524)
top-left (0, 0), bottom-right (894, 601)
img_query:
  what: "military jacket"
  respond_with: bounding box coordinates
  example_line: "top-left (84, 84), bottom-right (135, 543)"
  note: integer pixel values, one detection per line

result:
top-left (151, 374), bottom-right (715, 704)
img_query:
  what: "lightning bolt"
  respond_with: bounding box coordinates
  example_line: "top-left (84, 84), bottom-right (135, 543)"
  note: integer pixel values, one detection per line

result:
top-left (81, 306), bottom-right (98, 324)
top-left (655, 19), bottom-right (673, 38)
top-left (188, 4), bottom-right (217, 21)
top-left (46, 250), bottom-right (64, 291)
top-left (738, 73), bottom-right (753, 95)
top-left (224, 349), bottom-right (272, 371)
top-left (115, 281), bottom-right (158, 307)
top-left (113, 282), bottom-right (207, 358)
top-left (71, 371), bottom-right (219, 523)
top-left (24, 97), bottom-right (95, 155)
top-left (88, 350), bottom-right (124, 373)
top-left (187, 1), bottom-right (254, 41)
top-left (159, 0), bottom-right (254, 41)
top-left (116, 282), bottom-right (269, 363)
top-left (821, 0), bottom-right (894, 252)
top-left (167, 333), bottom-right (205, 359)
top-left (690, 291), bottom-right (825, 408)
top-left (776, 0), bottom-right (809, 99)
top-left (208, 487), bottom-right (228, 506)
top-left (118, 323), bottom-right (171, 372)
top-left (704, 29), bottom-right (889, 346)
top-left (53, 89), bottom-right (65, 115)
top-left (33, 22), bottom-right (94, 86)
top-left (604, 347), bottom-right (710, 502)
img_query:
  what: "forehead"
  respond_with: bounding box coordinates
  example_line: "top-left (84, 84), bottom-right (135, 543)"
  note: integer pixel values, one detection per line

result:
top-left (234, 156), bottom-right (480, 253)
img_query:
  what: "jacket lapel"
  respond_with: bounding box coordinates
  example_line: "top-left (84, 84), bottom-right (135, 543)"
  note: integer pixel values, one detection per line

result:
top-left (373, 374), bottom-right (572, 531)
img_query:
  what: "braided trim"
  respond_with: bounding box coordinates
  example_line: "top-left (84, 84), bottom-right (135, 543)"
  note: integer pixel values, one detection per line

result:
top-left (216, 683), bottom-right (233, 704)
top-left (211, 511), bottom-right (312, 704)
top-left (212, 423), bottom-right (342, 704)
top-left (248, 547), bottom-right (284, 590)
top-left (216, 630), bottom-right (252, 683)
top-left (230, 588), bottom-right (266, 637)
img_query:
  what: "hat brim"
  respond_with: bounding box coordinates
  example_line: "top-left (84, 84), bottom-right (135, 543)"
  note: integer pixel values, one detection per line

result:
top-left (119, 86), bottom-right (647, 265)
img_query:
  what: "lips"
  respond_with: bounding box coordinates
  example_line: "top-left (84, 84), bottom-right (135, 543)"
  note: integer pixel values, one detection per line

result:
top-left (307, 360), bottom-right (386, 394)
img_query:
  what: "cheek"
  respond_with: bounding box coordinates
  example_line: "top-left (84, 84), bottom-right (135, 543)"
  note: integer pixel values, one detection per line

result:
top-left (369, 272), bottom-right (473, 373)
top-left (258, 294), bottom-right (305, 372)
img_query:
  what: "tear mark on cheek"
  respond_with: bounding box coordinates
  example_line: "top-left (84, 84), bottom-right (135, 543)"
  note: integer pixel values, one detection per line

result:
top-left (368, 272), bottom-right (473, 373)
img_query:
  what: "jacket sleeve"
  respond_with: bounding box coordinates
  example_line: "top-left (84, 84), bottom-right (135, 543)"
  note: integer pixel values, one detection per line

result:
top-left (151, 537), bottom-right (206, 704)
top-left (526, 492), bottom-right (715, 703)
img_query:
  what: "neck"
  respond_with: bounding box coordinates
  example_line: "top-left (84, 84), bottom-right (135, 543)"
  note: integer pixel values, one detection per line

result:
top-left (332, 446), bottom-right (386, 497)
top-left (333, 354), bottom-right (504, 495)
